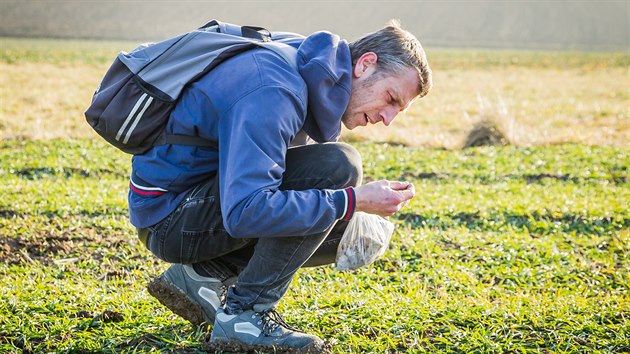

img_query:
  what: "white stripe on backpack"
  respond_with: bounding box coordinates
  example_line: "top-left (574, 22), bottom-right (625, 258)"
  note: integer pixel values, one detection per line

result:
top-left (116, 93), bottom-right (148, 142)
top-left (123, 96), bottom-right (154, 144)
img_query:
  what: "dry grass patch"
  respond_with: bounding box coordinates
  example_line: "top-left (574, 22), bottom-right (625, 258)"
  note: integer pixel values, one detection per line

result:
top-left (0, 62), bottom-right (106, 140)
top-left (345, 67), bottom-right (629, 149)
top-left (1, 41), bottom-right (628, 149)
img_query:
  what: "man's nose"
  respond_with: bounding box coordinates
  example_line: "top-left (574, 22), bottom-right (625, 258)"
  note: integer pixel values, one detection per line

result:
top-left (381, 107), bottom-right (398, 126)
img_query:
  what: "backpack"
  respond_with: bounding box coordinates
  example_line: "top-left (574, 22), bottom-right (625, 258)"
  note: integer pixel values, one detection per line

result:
top-left (85, 20), bottom-right (300, 154)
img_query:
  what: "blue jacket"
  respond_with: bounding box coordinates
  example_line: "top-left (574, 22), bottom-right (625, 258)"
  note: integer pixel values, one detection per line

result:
top-left (128, 31), bottom-right (354, 238)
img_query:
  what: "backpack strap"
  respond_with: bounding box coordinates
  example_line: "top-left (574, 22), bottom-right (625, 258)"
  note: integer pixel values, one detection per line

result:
top-left (256, 41), bottom-right (298, 70)
top-left (204, 20), bottom-right (272, 42)
top-left (205, 20), bottom-right (299, 70)
top-left (163, 21), bottom-right (300, 150)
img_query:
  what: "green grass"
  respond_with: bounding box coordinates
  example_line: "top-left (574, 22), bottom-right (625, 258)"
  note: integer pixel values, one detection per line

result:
top-left (1, 139), bottom-right (628, 353)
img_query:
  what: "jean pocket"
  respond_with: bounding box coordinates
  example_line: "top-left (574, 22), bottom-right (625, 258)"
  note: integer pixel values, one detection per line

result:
top-left (177, 196), bottom-right (224, 233)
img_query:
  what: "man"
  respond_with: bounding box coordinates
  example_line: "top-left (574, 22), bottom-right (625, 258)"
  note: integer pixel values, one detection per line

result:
top-left (132, 20), bottom-right (431, 352)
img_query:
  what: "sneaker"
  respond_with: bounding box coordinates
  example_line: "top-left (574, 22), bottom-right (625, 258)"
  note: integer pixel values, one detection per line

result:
top-left (203, 307), bottom-right (332, 353)
top-left (147, 264), bottom-right (237, 326)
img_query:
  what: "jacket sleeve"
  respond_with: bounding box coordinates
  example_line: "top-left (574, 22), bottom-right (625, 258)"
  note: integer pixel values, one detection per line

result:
top-left (217, 85), bottom-right (350, 238)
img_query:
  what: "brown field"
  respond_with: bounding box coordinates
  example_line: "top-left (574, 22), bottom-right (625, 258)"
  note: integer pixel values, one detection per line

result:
top-left (348, 65), bottom-right (629, 148)
top-left (1, 38), bottom-right (628, 149)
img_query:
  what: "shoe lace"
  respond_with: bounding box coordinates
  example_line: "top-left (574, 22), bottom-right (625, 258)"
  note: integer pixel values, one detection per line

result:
top-left (219, 285), bottom-right (231, 307)
top-left (260, 309), bottom-right (304, 335)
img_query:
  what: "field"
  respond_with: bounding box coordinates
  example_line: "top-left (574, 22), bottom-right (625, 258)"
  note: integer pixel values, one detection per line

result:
top-left (1, 37), bottom-right (628, 147)
top-left (0, 38), bottom-right (629, 353)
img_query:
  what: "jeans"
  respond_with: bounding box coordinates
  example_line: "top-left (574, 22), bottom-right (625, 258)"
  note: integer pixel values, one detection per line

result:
top-left (142, 142), bottom-right (362, 313)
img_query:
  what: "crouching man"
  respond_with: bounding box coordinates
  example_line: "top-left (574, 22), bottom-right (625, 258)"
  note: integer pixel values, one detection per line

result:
top-left (132, 20), bottom-right (432, 353)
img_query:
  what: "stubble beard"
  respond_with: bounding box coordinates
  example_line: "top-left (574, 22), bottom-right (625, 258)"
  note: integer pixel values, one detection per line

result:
top-left (341, 70), bottom-right (386, 130)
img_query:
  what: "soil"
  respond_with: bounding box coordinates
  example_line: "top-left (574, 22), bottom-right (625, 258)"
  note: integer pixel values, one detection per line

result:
top-left (0, 220), bottom-right (134, 265)
top-left (201, 335), bottom-right (333, 354)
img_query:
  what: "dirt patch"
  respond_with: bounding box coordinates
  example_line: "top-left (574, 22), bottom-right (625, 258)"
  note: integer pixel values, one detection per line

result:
top-left (0, 225), bottom-right (134, 265)
top-left (70, 310), bottom-right (94, 319)
top-left (98, 310), bottom-right (125, 323)
top-left (401, 171), bottom-right (451, 180)
top-left (0, 209), bottom-right (20, 218)
top-left (70, 309), bottom-right (124, 323)
top-left (202, 334), bottom-right (333, 354)
top-left (0, 235), bottom-right (74, 264)
top-left (518, 173), bottom-right (627, 184)
top-left (398, 172), bottom-right (626, 185)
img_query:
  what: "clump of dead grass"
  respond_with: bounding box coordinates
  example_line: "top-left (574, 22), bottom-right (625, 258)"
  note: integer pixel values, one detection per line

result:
top-left (462, 120), bottom-right (510, 148)
top-left (461, 95), bottom-right (519, 149)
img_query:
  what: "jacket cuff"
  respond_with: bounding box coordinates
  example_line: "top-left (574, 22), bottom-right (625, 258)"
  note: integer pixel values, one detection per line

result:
top-left (333, 187), bottom-right (356, 221)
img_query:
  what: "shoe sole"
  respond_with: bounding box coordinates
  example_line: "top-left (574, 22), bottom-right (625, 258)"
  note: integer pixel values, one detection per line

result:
top-left (147, 275), bottom-right (207, 326)
top-left (202, 337), bottom-right (332, 354)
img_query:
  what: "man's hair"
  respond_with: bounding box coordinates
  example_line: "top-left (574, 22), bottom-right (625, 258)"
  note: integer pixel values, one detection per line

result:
top-left (348, 20), bottom-right (432, 98)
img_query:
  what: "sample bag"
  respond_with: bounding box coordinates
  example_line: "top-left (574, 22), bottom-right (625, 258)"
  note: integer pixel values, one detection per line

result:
top-left (336, 212), bottom-right (395, 271)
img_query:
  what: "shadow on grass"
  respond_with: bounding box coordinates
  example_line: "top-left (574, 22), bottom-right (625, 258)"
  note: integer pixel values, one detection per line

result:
top-left (399, 171), bottom-right (628, 185)
top-left (12, 167), bottom-right (128, 180)
top-left (396, 210), bottom-right (629, 236)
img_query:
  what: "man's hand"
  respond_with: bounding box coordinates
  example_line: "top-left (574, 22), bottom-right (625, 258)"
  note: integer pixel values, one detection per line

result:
top-left (354, 180), bottom-right (415, 217)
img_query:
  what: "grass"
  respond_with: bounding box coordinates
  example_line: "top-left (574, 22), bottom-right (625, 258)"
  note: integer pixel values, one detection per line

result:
top-left (0, 38), bottom-right (628, 353)
top-left (1, 140), bottom-right (628, 353)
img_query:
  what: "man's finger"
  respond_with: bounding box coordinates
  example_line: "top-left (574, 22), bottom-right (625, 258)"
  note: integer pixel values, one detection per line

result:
top-left (389, 181), bottom-right (410, 190)
top-left (396, 188), bottom-right (415, 201)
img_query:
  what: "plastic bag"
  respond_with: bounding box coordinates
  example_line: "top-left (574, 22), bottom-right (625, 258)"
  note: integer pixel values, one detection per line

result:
top-left (335, 212), bottom-right (395, 271)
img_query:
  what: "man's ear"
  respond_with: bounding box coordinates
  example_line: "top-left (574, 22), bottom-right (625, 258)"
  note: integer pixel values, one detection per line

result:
top-left (353, 52), bottom-right (378, 78)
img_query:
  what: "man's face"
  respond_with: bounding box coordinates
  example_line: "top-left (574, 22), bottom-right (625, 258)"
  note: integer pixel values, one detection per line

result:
top-left (342, 53), bottom-right (420, 130)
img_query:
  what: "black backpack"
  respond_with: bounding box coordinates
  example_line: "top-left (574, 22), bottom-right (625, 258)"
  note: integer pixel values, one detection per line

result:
top-left (85, 20), bottom-right (299, 154)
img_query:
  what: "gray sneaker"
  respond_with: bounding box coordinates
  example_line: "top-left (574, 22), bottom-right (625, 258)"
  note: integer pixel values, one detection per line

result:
top-left (203, 307), bottom-right (331, 353)
top-left (147, 264), bottom-right (236, 326)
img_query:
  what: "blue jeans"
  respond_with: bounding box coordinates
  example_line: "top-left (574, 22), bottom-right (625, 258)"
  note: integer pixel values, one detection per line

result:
top-left (142, 143), bottom-right (362, 313)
